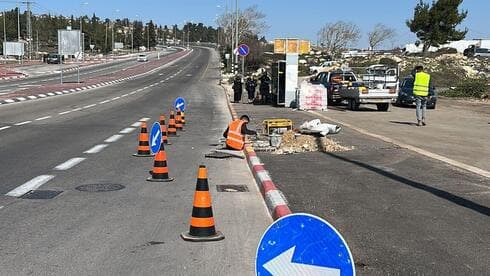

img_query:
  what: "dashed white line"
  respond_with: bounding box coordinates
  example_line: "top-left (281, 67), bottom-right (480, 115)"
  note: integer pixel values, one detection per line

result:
top-left (54, 157), bottom-right (86, 171)
top-left (59, 110), bottom-right (72, 115)
top-left (112, 96), bottom-right (121, 100)
top-left (140, 117), bottom-right (151, 122)
top-left (99, 99), bottom-right (111, 104)
top-left (131, 122), bottom-right (142, 127)
top-left (83, 104), bottom-right (97, 109)
top-left (14, 121), bottom-right (32, 126)
top-left (104, 134), bottom-right (124, 143)
top-left (35, 116), bottom-right (52, 121)
top-left (0, 126), bottom-right (12, 131)
top-left (71, 108), bottom-right (82, 112)
top-left (84, 144), bottom-right (108, 154)
top-left (5, 175), bottom-right (55, 197)
top-left (129, 91), bottom-right (137, 95)
top-left (119, 127), bottom-right (136, 134)
top-left (121, 94), bottom-right (128, 98)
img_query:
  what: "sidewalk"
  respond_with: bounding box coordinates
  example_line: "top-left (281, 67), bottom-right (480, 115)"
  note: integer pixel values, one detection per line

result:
top-left (224, 86), bottom-right (489, 275)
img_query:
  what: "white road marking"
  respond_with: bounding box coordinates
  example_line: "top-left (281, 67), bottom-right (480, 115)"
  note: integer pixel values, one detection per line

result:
top-left (0, 126), bottom-right (12, 131)
top-left (112, 96), bottom-right (121, 100)
top-left (6, 175), bottom-right (55, 197)
top-left (311, 111), bottom-right (490, 179)
top-left (14, 121), bottom-right (32, 126)
top-left (59, 110), bottom-right (72, 115)
top-left (71, 108), bottom-right (82, 112)
top-left (121, 94), bottom-right (128, 97)
top-left (99, 99), bottom-right (111, 104)
top-left (120, 127), bottom-right (136, 134)
top-left (84, 144), bottom-right (108, 154)
top-left (129, 91), bottom-right (136, 95)
top-left (27, 96), bottom-right (37, 99)
top-left (35, 116), bottom-right (52, 121)
top-left (104, 134), bottom-right (124, 143)
top-left (16, 97), bottom-right (27, 101)
top-left (140, 117), bottom-right (151, 122)
top-left (131, 122), bottom-right (142, 127)
top-left (0, 206), bottom-right (4, 210)
top-left (83, 104), bottom-right (97, 109)
top-left (54, 157), bottom-right (86, 170)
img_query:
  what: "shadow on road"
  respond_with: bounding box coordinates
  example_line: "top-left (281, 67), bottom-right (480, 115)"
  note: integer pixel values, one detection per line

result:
top-left (389, 121), bottom-right (418, 126)
top-left (325, 152), bottom-right (490, 217)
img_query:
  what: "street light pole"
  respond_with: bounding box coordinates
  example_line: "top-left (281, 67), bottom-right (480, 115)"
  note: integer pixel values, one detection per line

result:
top-left (17, 4), bottom-right (20, 41)
top-left (3, 10), bottom-right (6, 42)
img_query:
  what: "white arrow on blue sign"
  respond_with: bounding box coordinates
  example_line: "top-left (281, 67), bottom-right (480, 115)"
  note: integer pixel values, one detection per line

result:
top-left (256, 213), bottom-right (355, 276)
top-left (174, 97), bottom-right (186, 112)
top-left (238, 44), bottom-right (250, 57)
top-left (150, 122), bottom-right (162, 154)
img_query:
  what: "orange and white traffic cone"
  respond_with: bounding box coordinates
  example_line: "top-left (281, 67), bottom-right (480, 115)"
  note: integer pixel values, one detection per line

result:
top-left (147, 143), bottom-right (174, 182)
top-left (133, 122), bottom-right (153, 157)
top-left (180, 110), bottom-right (186, 125)
top-left (168, 111), bottom-right (178, 136)
top-left (181, 165), bottom-right (224, 242)
top-left (159, 115), bottom-right (171, 145)
top-left (175, 109), bottom-right (184, 131)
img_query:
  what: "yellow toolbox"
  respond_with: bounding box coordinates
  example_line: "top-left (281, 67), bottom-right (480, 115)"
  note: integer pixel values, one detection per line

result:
top-left (262, 119), bottom-right (293, 135)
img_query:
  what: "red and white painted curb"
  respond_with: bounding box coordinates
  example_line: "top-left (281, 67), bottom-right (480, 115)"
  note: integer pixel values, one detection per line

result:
top-left (224, 85), bottom-right (292, 220)
top-left (0, 74), bottom-right (27, 81)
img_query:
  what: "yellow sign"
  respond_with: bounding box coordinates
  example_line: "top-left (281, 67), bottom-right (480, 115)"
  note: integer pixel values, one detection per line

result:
top-left (287, 39), bottom-right (299, 54)
top-left (274, 39), bottom-right (286, 54)
top-left (299, 40), bottom-right (311, 54)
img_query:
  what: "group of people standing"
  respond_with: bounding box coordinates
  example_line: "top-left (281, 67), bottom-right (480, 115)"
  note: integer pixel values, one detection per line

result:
top-left (232, 71), bottom-right (271, 104)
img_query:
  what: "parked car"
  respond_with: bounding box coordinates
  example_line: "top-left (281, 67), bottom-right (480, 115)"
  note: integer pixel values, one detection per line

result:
top-left (46, 53), bottom-right (63, 64)
top-left (396, 76), bottom-right (437, 109)
top-left (310, 70), bottom-right (358, 104)
top-left (137, 54), bottom-right (148, 62)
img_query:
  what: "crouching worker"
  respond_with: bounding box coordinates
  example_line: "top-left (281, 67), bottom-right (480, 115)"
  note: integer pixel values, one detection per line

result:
top-left (223, 115), bottom-right (257, 150)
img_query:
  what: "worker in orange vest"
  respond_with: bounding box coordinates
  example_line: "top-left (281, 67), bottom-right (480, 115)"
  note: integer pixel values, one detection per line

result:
top-left (223, 115), bottom-right (257, 150)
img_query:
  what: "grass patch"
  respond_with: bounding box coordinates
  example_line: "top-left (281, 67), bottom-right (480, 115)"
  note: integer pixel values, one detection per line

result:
top-left (439, 77), bottom-right (489, 98)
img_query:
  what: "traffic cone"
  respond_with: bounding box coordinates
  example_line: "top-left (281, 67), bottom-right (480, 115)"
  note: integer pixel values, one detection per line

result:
top-left (133, 122), bottom-right (153, 157)
top-left (181, 110), bottom-right (186, 125)
top-left (159, 115), bottom-right (171, 145)
top-left (168, 111), bottom-right (178, 136)
top-left (181, 165), bottom-right (224, 242)
top-left (147, 143), bottom-right (174, 182)
top-left (175, 109), bottom-right (184, 131)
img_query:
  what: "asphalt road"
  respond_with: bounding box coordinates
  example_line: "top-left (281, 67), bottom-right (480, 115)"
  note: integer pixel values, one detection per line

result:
top-left (0, 47), bottom-right (270, 274)
top-left (0, 50), bottom-right (175, 96)
top-left (231, 98), bottom-right (489, 275)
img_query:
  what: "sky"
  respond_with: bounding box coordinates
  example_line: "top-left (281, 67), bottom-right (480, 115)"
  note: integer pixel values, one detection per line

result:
top-left (8, 0), bottom-right (490, 48)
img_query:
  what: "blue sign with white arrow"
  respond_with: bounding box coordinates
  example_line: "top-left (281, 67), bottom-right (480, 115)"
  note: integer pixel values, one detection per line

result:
top-left (238, 44), bottom-right (250, 57)
top-left (174, 97), bottom-right (186, 112)
top-left (150, 122), bottom-right (162, 154)
top-left (256, 213), bottom-right (355, 276)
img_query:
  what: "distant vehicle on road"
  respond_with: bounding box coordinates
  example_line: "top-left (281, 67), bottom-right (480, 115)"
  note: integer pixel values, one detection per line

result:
top-left (137, 54), bottom-right (148, 62)
top-left (464, 45), bottom-right (490, 58)
top-left (309, 61), bottom-right (338, 74)
top-left (46, 53), bottom-right (63, 64)
top-left (396, 76), bottom-right (437, 109)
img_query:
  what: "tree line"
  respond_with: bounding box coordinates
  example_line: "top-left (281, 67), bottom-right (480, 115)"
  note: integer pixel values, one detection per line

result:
top-left (0, 8), bottom-right (218, 54)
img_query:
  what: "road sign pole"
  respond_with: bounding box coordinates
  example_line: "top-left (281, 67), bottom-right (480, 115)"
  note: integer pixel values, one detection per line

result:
top-left (241, 55), bottom-right (245, 102)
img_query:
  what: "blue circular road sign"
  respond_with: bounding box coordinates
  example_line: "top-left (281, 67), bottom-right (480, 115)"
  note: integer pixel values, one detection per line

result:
top-left (256, 213), bottom-right (355, 276)
top-left (238, 44), bottom-right (250, 57)
top-left (174, 97), bottom-right (186, 112)
top-left (150, 122), bottom-right (162, 154)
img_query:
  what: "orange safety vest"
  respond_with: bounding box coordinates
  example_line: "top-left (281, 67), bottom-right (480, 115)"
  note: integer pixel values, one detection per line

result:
top-left (226, 119), bottom-right (245, 150)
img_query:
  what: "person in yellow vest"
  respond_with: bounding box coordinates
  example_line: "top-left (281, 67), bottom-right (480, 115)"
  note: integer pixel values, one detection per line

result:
top-left (223, 115), bottom-right (257, 150)
top-left (412, 65), bottom-right (434, 126)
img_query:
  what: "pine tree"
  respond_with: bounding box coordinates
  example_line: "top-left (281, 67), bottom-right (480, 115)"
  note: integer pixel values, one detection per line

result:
top-left (407, 0), bottom-right (467, 53)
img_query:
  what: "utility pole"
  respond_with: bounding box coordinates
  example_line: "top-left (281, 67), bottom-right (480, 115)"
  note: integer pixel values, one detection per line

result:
top-left (3, 10), bottom-right (6, 42)
top-left (26, 1), bottom-right (32, 60)
top-left (17, 4), bottom-right (20, 41)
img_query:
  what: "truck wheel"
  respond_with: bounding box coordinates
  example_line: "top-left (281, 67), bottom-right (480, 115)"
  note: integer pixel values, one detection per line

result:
top-left (348, 99), bottom-right (359, 111)
top-left (377, 103), bottom-right (390, 111)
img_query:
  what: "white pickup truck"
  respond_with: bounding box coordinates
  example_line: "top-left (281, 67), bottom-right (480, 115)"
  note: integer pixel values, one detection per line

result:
top-left (339, 66), bottom-right (399, 111)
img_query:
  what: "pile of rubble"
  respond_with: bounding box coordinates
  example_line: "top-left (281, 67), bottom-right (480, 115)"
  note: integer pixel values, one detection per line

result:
top-left (274, 131), bottom-right (352, 155)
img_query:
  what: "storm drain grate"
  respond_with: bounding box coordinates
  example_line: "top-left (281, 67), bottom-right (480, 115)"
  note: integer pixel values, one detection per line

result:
top-left (20, 190), bottom-right (63, 199)
top-left (75, 183), bottom-right (125, 192)
top-left (216, 185), bottom-right (249, 192)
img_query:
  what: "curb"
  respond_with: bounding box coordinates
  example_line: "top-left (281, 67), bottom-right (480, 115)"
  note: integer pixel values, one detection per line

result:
top-left (221, 83), bottom-right (292, 220)
top-left (0, 74), bottom-right (27, 81)
top-left (0, 50), bottom-right (192, 106)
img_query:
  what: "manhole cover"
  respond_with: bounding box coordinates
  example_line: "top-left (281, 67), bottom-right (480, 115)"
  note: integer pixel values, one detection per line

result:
top-left (216, 185), bottom-right (249, 192)
top-left (75, 184), bottom-right (125, 192)
top-left (205, 152), bottom-right (234, 159)
top-left (20, 190), bottom-right (63, 199)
